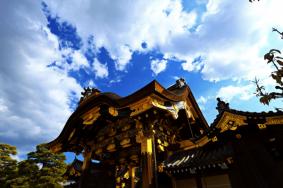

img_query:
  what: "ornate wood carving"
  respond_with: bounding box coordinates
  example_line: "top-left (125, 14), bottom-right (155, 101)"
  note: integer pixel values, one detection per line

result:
top-left (258, 124), bottom-right (267, 129)
top-left (130, 97), bottom-right (153, 116)
top-left (266, 115), bottom-right (283, 125)
top-left (108, 107), bottom-right (118, 116)
top-left (216, 112), bottom-right (247, 132)
top-left (81, 107), bottom-right (100, 125)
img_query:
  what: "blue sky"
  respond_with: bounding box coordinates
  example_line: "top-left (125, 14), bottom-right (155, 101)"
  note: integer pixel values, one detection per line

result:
top-left (0, 0), bottom-right (282, 161)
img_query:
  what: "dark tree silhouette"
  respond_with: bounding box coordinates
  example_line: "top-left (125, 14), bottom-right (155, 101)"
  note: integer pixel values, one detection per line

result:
top-left (254, 28), bottom-right (283, 106)
top-left (273, 28), bottom-right (283, 39)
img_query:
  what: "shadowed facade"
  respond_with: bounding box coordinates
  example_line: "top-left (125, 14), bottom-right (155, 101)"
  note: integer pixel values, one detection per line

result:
top-left (45, 79), bottom-right (283, 188)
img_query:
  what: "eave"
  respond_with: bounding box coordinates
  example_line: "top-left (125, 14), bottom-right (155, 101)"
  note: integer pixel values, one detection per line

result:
top-left (44, 80), bottom-right (208, 152)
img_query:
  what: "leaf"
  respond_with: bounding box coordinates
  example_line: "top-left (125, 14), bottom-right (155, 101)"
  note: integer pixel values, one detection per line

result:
top-left (269, 49), bottom-right (281, 54)
top-left (276, 60), bottom-right (283, 66)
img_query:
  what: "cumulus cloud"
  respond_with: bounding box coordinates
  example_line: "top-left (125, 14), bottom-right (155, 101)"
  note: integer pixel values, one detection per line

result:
top-left (2, 0), bottom-right (283, 158)
top-left (182, 56), bottom-right (204, 72)
top-left (109, 78), bottom-right (122, 84)
top-left (43, 0), bottom-right (283, 84)
top-left (87, 80), bottom-right (96, 87)
top-left (44, 0), bottom-right (197, 71)
top-left (0, 98), bottom-right (8, 113)
top-left (216, 84), bottom-right (254, 102)
top-left (0, 0), bottom-right (82, 157)
top-left (198, 96), bottom-right (208, 104)
top-left (70, 50), bottom-right (89, 70)
top-left (162, 0), bottom-right (282, 82)
top-left (197, 96), bottom-right (208, 110)
top-left (112, 45), bottom-right (132, 71)
top-left (150, 59), bottom-right (168, 75)
top-left (92, 58), bottom-right (109, 79)
top-left (49, 48), bottom-right (89, 72)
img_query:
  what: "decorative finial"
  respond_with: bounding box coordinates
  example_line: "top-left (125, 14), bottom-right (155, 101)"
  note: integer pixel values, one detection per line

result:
top-left (79, 87), bottom-right (101, 104)
top-left (216, 98), bottom-right (229, 113)
top-left (176, 78), bottom-right (186, 88)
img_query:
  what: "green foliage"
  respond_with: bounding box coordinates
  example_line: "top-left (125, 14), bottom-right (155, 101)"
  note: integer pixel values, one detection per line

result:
top-left (7, 160), bottom-right (39, 188)
top-left (26, 145), bottom-right (67, 187)
top-left (0, 143), bottom-right (18, 187)
top-left (0, 143), bottom-right (67, 188)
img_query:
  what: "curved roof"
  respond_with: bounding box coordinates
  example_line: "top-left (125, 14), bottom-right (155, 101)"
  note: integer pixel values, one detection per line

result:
top-left (176, 107), bottom-right (283, 151)
top-left (77, 80), bottom-right (189, 109)
top-left (45, 79), bottom-right (208, 152)
top-left (211, 108), bottom-right (283, 128)
top-left (165, 142), bottom-right (233, 173)
top-left (164, 108), bottom-right (283, 174)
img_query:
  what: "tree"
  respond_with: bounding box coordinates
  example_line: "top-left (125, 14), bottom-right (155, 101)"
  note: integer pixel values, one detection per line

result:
top-left (3, 144), bottom-right (67, 188)
top-left (0, 143), bottom-right (18, 187)
top-left (7, 160), bottom-right (39, 188)
top-left (254, 28), bottom-right (283, 106)
top-left (25, 145), bottom-right (67, 188)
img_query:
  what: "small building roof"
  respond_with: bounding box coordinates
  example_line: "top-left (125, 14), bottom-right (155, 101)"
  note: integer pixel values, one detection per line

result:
top-left (164, 143), bottom-right (233, 175)
top-left (164, 106), bottom-right (283, 175)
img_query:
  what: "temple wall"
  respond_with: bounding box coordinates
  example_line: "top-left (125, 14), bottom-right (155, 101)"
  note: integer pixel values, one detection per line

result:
top-left (175, 174), bottom-right (231, 188)
top-left (201, 174), bottom-right (231, 188)
top-left (176, 179), bottom-right (197, 188)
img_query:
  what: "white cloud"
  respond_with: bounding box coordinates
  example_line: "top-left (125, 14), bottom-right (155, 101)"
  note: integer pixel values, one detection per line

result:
top-left (112, 45), bottom-right (132, 71)
top-left (150, 59), bottom-right (168, 75)
top-left (198, 96), bottom-right (208, 104)
top-left (197, 95), bottom-right (215, 111)
top-left (92, 58), bottom-right (109, 79)
top-left (44, 0), bottom-right (283, 84)
top-left (88, 80), bottom-right (96, 87)
top-left (197, 96), bottom-right (208, 110)
top-left (172, 76), bottom-right (180, 80)
top-left (182, 56), bottom-right (203, 72)
top-left (162, 0), bottom-right (282, 82)
top-left (216, 84), bottom-right (254, 102)
top-left (51, 49), bottom-right (89, 72)
top-left (0, 98), bottom-right (8, 113)
top-left (109, 78), bottom-right (122, 84)
top-left (2, 0), bottom-right (283, 157)
top-left (70, 50), bottom-right (89, 71)
top-left (45, 0), bottom-right (197, 71)
top-left (0, 0), bottom-right (82, 157)
top-left (181, 57), bottom-right (195, 72)
top-left (200, 47), bottom-right (272, 82)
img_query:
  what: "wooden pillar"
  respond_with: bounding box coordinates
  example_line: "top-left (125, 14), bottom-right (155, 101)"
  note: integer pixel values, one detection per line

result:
top-left (115, 166), bottom-right (121, 188)
top-left (152, 135), bottom-right (158, 188)
top-left (141, 137), bottom-right (154, 188)
top-left (79, 148), bottom-right (92, 188)
top-left (130, 166), bottom-right (136, 188)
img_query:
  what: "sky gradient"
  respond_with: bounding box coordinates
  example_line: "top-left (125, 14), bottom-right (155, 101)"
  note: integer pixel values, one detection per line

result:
top-left (0, 0), bottom-right (282, 160)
